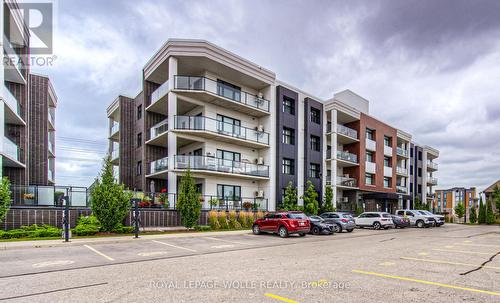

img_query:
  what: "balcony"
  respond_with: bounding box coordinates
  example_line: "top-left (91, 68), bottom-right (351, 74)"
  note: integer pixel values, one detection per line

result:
top-left (427, 177), bottom-right (438, 186)
top-left (396, 166), bottom-right (408, 175)
top-left (396, 185), bottom-right (407, 194)
top-left (336, 150), bottom-right (358, 167)
top-left (48, 169), bottom-right (55, 182)
top-left (336, 176), bottom-right (358, 189)
top-left (111, 148), bottom-right (119, 164)
top-left (109, 123), bottom-right (119, 140)
top-left (3, 35), bottom-right (26, 84)
top-left (149, 156), bottom-right (168, 178)
top-left (397, 147), bottom-right (408, 158)
top-left (173, 76), bottom-right (270, 116)
top-left (174, 155), bottom-right (269, 179)
top-left (384, 145), bottom-right (393, 156)
top-left (3, 85), bottom-right (24, 125)
top-left (365, 161), bottom-right (376, 174)
top-left (48, 109), bottom-right (55, 130)
top-left (336, 124), bottom-right (358, 144)
top-left (48, 141), bottom-right (55, 157)
top-left (427, 162), bottom-right (438, 171)
top-left (365, 138), bottom-right (376, 151)
top-left (326, 149), bottom-right (332, 160)
top-left (147, 119), bottom-right (168, 147)
top-left (147, 80), bottom-right (170, 115)
top-left (174, 115), bottom-right (269, 148)
top-left (384, 166), bottom-right (393, 177)
top-left (2, 136), bottom-right (24, 167)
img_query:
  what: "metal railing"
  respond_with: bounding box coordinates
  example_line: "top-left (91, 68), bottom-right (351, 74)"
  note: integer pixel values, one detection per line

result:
top-left (10, 185), bottom-right (89, 207)
top-left (174, 155), bottom-right (269, 178)
top-left (111, 148), bottom-right (119, 160)
top-left (337, 124), bottom-right (358, 139)
top-left (174, 115), bottom-right (269, 145)
top-left (150, 79), bottom-right (170, 105)
top-left (427, 162), bottom-right (438, 170)
top-left (3, 136), bottom-right (19, 161)
top-left (150, 156), bottom-right (168, 174)
top-left (397, 147), bottom-right (408, 157)
top-left (110, 123), bottom-right (119, 136)
top-left (150, 119), bottom-right (168, 139)
top-left (48, 140), bottom-right (55, 155)
top-left (48, 109), bottom-right (55, 126)
top-left (336, 176), bottom-right (358, 187)
top-left (337, 150), bottom-right (358, 163)
top-left (427, 177), bottom-right (438, 185)
top-left (3, 85), bottom-right (20, 115)
top-left (174, 75), bottom-right (270, 112)
top-left (396, 185), bottom-right (407, 193)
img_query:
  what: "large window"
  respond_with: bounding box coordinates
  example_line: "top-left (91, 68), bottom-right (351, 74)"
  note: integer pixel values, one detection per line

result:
top-left (282, 127), bottom-right (295, 145)
top-left (217, 79), bottom-right (241, 101)
top-left (384, 177), bottom-right (391, 188)
top-left (384, 156), bottom-right (391, 167)
top-left (309, 163), bottom-right (320, 178)
top-left (217, 114), bottom-right (241, 135)
top-left (217, 149), bottom-right (241, 162)
top-left (366, 128), bottom-right (374, 140)
top-left (418, 167), bottom-right (422, 177)
top-left (310, 135), bottom-right (320, 151)
top-left (137, 104), bottom-right (142, 120)
top-left (384, 135), bottom-right (392, 147)
top-left (365, 173), bottom-right (374, 185)
top-left (217, 184), bottom-right (241, 201)
top-left (137, 132), bottom-right (142, 147)
top-left (282, 158), bottom-right (294, 175)
top-left (283, 96), bottom-right (295, 115)
top-left (418, 151), bottom-right (422, 160)
top-left (310, 108), bottom-right (320, 124)
top-left (366, 151), bottom-right (374, 162)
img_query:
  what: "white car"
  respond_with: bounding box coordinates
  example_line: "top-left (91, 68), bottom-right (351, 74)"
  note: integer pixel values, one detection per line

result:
top-left (395, 210), bottom-right (433, 228)
top-left (355, 212), bottom-right (394, 230)
top-left (418, 210), bottom-right (445, 226)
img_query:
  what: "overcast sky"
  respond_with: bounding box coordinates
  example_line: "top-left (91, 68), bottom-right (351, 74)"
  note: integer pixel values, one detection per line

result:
top-left (32, 0), bottom-right (500, 191)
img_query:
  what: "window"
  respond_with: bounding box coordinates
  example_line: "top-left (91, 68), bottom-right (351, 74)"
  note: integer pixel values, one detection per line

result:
top-left (282, 96), bottom-right (295, 115)
top-left (365, 173), bottom-right (374, 185)
top-left (217, 79), bottom-right (241, 101)
top-left (282, 127), bottom-right (295, 145)
top-left (282, 158), bottom-right (294, 175)
top-left (366, 128), bottom-right (374, 140)
top-left (217, 114), bottom-right (241, 135)
top-left (366, 151), bottom-right (374, 162)
top-left (217, 184), bottom-right (241, 200)
top-left (410, 148), bottom-right (414, 157)
top-left (310, 135), bottom-right (320, 151)
top-left (418, 168), bottom-right (422, 177)
top-left (418, 184), bottom-right (422, 194)
top-left (410, 165), bottom-right (414, 175)
top-left (136, 161), bottom-right (142, 176)
top-left (309, 163), bottom-right (320, 178)
top-left (418, 151), bottom-right (422, 161)
top-left (195, 184), bottom-right (202, 193)
top-left (217, 149), bottom-right (241, 162)
top-left (137, 104), bottom-right (142, 120)
top-left (410, 183), bottom-right (413, 193)
top-left (384, 156), bottom-right (391, 167)
top-left (310, 108), bottom-right (320, 124)
top-left (137, 133), bottom-right (142, 147)
top-left (384, 135), bottom-right (392, 147)
top-left (384, 177), bottom-right (391, 188)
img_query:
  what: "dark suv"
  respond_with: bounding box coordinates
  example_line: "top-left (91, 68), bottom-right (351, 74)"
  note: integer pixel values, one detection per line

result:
top-left (252, 211), bottom-right (310, 238)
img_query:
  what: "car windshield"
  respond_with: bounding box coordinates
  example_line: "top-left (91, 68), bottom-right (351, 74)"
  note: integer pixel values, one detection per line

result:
top-left (286, 213), bottom-right (307, 219)
top-left (309, 216), bottom-right (323, 221)
top-left (424, 211), bottom-right (434, 215)
top-left (417, 211), bottom-right (427, 215)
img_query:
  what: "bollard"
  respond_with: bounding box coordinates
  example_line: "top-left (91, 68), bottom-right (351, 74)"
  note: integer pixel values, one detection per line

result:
top-left (60, 195), bottom-right (70, 242)
top-left (131, 198), bottom-right (141, 238)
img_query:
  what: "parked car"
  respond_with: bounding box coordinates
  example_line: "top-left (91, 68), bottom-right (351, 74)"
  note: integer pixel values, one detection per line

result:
top-left (417, 210), bottom-right (445, 226)
top-left (391, 215), bottom-right (410, 228)
top-left (319, 212), bottom-right (355, 233)
top-left (308, 216), bottom-right (334, 235)
top-left (355, 212), bottom-right (394, 229)
top-left (395, 210), bottom-right (433, 228)
top-left (252, 211), bottom-right (310, 238)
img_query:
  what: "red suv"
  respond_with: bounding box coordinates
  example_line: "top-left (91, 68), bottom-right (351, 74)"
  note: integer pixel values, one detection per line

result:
top-left (252, 211), bottom-right (310, 238)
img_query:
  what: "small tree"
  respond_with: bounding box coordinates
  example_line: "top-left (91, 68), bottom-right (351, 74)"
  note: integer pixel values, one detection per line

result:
top-left (302, 181), bottom-right (319, 215)
top-left (486, 199), bottom-right (495, 225)
top-left (414, 195), bottom-right (422, 210)
top-left (469, 205), bottom-right (477, 224)
top-left (322, 185), bottom-right (335, 213)
top-left (0, 177), bottom-right (12, 223)
top-left (478, 197), bottom-right (486, 224)
top-left (90, 157), bottom-right (132, 232)
top-left (493, 186), bottom-right (500, 219)
top-left (177, 168), bottom-right (201, 229)
top-left (454, 202), bottom-right (465, 223)
top-left (282, 181), bottom-right (298, 211)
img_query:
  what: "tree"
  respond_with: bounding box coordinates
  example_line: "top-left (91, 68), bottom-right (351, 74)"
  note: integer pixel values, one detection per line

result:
top-left (282, 181), bottom-right (298, 211)
top-left (469, 205), bottom-right (477, 224)
top-left (90, 157), bottom-right (132, 232)
top-left (414, 195), bottom-right (422, 210)
top-left (177, 167), bottom-right (201, 228)
top-left (302, 181), bottom-right (319, 215)
top-left (493, 186), bottom-right (500, 219)
top-left (478, 197), bottom-right (486, 224)
top-left (454, 202), bottom-right (465, 223)
top-left (322, 185), bottom-right (335, 213)
top-left (486, 199), bottom-right (495, 225)
top-left (0, 177), bottom-right (11, 223)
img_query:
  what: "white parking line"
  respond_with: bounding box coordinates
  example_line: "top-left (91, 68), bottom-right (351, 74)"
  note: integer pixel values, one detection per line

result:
top-left (211, 244), bottom-right (235, 249)
top-left (137, 251), bottom-right (169, 257)
top-left (152, 240), bottom-right (197, 252)
top-left (205, 237), bottom-right (249, 245)
top-left (84, 245), bottom-right (115, 261)
top-left (32, 260), bottom-right (75, 268)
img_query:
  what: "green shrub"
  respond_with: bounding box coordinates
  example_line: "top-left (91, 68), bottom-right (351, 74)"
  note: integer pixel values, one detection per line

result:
top-left (194, 225), bottom-right (211, 232)
top-left (0, 224), bottom-right (61, 239)
top-left (73, 215), bottom-right (101, 236)
top-left (228, 210), bottom-right (241, 229)
top-left (218, 211), bottom-right (229, 229)
top-left (238, 211), bottom-right (248, 228)
top-left (247, 212), bottom-right (255, 227)
top-left (111, 223), bottom-right (134, 234)
top-left (208, 210), bottom-right (220, 230)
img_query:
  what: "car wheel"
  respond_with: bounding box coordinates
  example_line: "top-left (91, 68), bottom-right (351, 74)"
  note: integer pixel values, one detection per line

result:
top-left (347, 229), bottom-right (354, 233)
top-left (416, 220), bottom-right (424, 228)
top-left (312, 227), bottom-right (320, 235)
top-left (299, 233), bottom-right (306, 237)
top-left (384, 226), bottom-right (389, 230)
top-left (252, 224), bottom-right (261, 235)
top-left (278, 226), bottom-right (289, 238)
top-left (334, 224), bottom-right (342, 233)
top-left (373, 222), bottom-right (381, 230)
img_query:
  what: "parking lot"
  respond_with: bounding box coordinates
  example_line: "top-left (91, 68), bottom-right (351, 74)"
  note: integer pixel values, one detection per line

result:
top-left (0, 224), bottom-right (499, 302)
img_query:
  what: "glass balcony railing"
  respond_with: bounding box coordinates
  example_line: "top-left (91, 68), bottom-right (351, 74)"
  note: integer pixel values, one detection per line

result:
top-left (48, 141), bottom-right (55, 155)
top-left (174, 76), bottom-right (270, 112)
top-left (48, 169), bottom-right (55, 181)
top-left (150, 80), bottom-right (170, 105)
top-left (150, 119), bottom-right (168, 139)
top-left (396, 166), bottom-right (408, 175)
top-left (48, 109), bottom-right (55, 126)
top-left (396, 185), bottom-right (407, 193)
top-left (3, 85), bottom-right (20, 115)
top-left (3, 136), bottom-right (19, 161)
top-left (110, 123), bottom-right (119, 136)
top-left (427, 162), bottom-right (438, 170)
top-left (428, 177), bottom-right (438, 185)
top-left (174, 115), bottom-right (269, 145)
top-left (111, 148), bottom-right (119, 160)
top-left (337, 150), bottom-right (358, 163)
top-left (174, 155), bottom-right (269, 178)
top-left (397, 147), bottom-right (408, 157)
top-left (150, 156), bottom-right (168, 174)
top-left (3, 34), bottom-right (24, 77)
top-left (337, 124), bottom-right (358, 139)
top-left (336, 176), bottom-right (357, 187)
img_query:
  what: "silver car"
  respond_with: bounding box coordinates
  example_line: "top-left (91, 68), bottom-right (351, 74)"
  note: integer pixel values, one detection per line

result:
top-left (319, 212), bottom-right (356, 233)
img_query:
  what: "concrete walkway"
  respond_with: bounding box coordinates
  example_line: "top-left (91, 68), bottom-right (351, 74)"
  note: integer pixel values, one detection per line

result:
top-left (0, 229), bottom-right (251, 250)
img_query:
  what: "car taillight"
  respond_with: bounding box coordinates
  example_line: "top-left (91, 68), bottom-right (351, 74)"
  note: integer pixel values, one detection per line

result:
top-left (341, 218), bottom-right (348, 223)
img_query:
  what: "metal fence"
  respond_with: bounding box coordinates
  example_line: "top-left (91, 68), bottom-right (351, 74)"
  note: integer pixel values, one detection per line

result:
top-left (10, 185), bottom-right (89, 207)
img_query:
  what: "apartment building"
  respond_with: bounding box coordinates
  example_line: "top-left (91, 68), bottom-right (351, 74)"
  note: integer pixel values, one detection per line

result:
top-left (433, 187), bottom-right (477, 220)
top-left (409, 144), bottom-right (439, 207)
top-left (1, 2), bottom-right (57, 186)
top-left (107, 39), bottom-right (438, 212)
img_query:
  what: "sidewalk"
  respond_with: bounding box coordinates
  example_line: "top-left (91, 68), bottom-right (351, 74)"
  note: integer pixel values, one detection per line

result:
top-left (0, 229), bottom-right (251, 250)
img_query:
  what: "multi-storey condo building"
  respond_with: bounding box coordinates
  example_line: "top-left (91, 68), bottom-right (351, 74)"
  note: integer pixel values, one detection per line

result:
top-left (409, 144), bottom-right (439, 207)
top-left (107, 39), bottom-right (438, 212)
top-left (433, 187), bottom-right (477, 221)
top-left (1, 2), bottom-right (57, 186)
